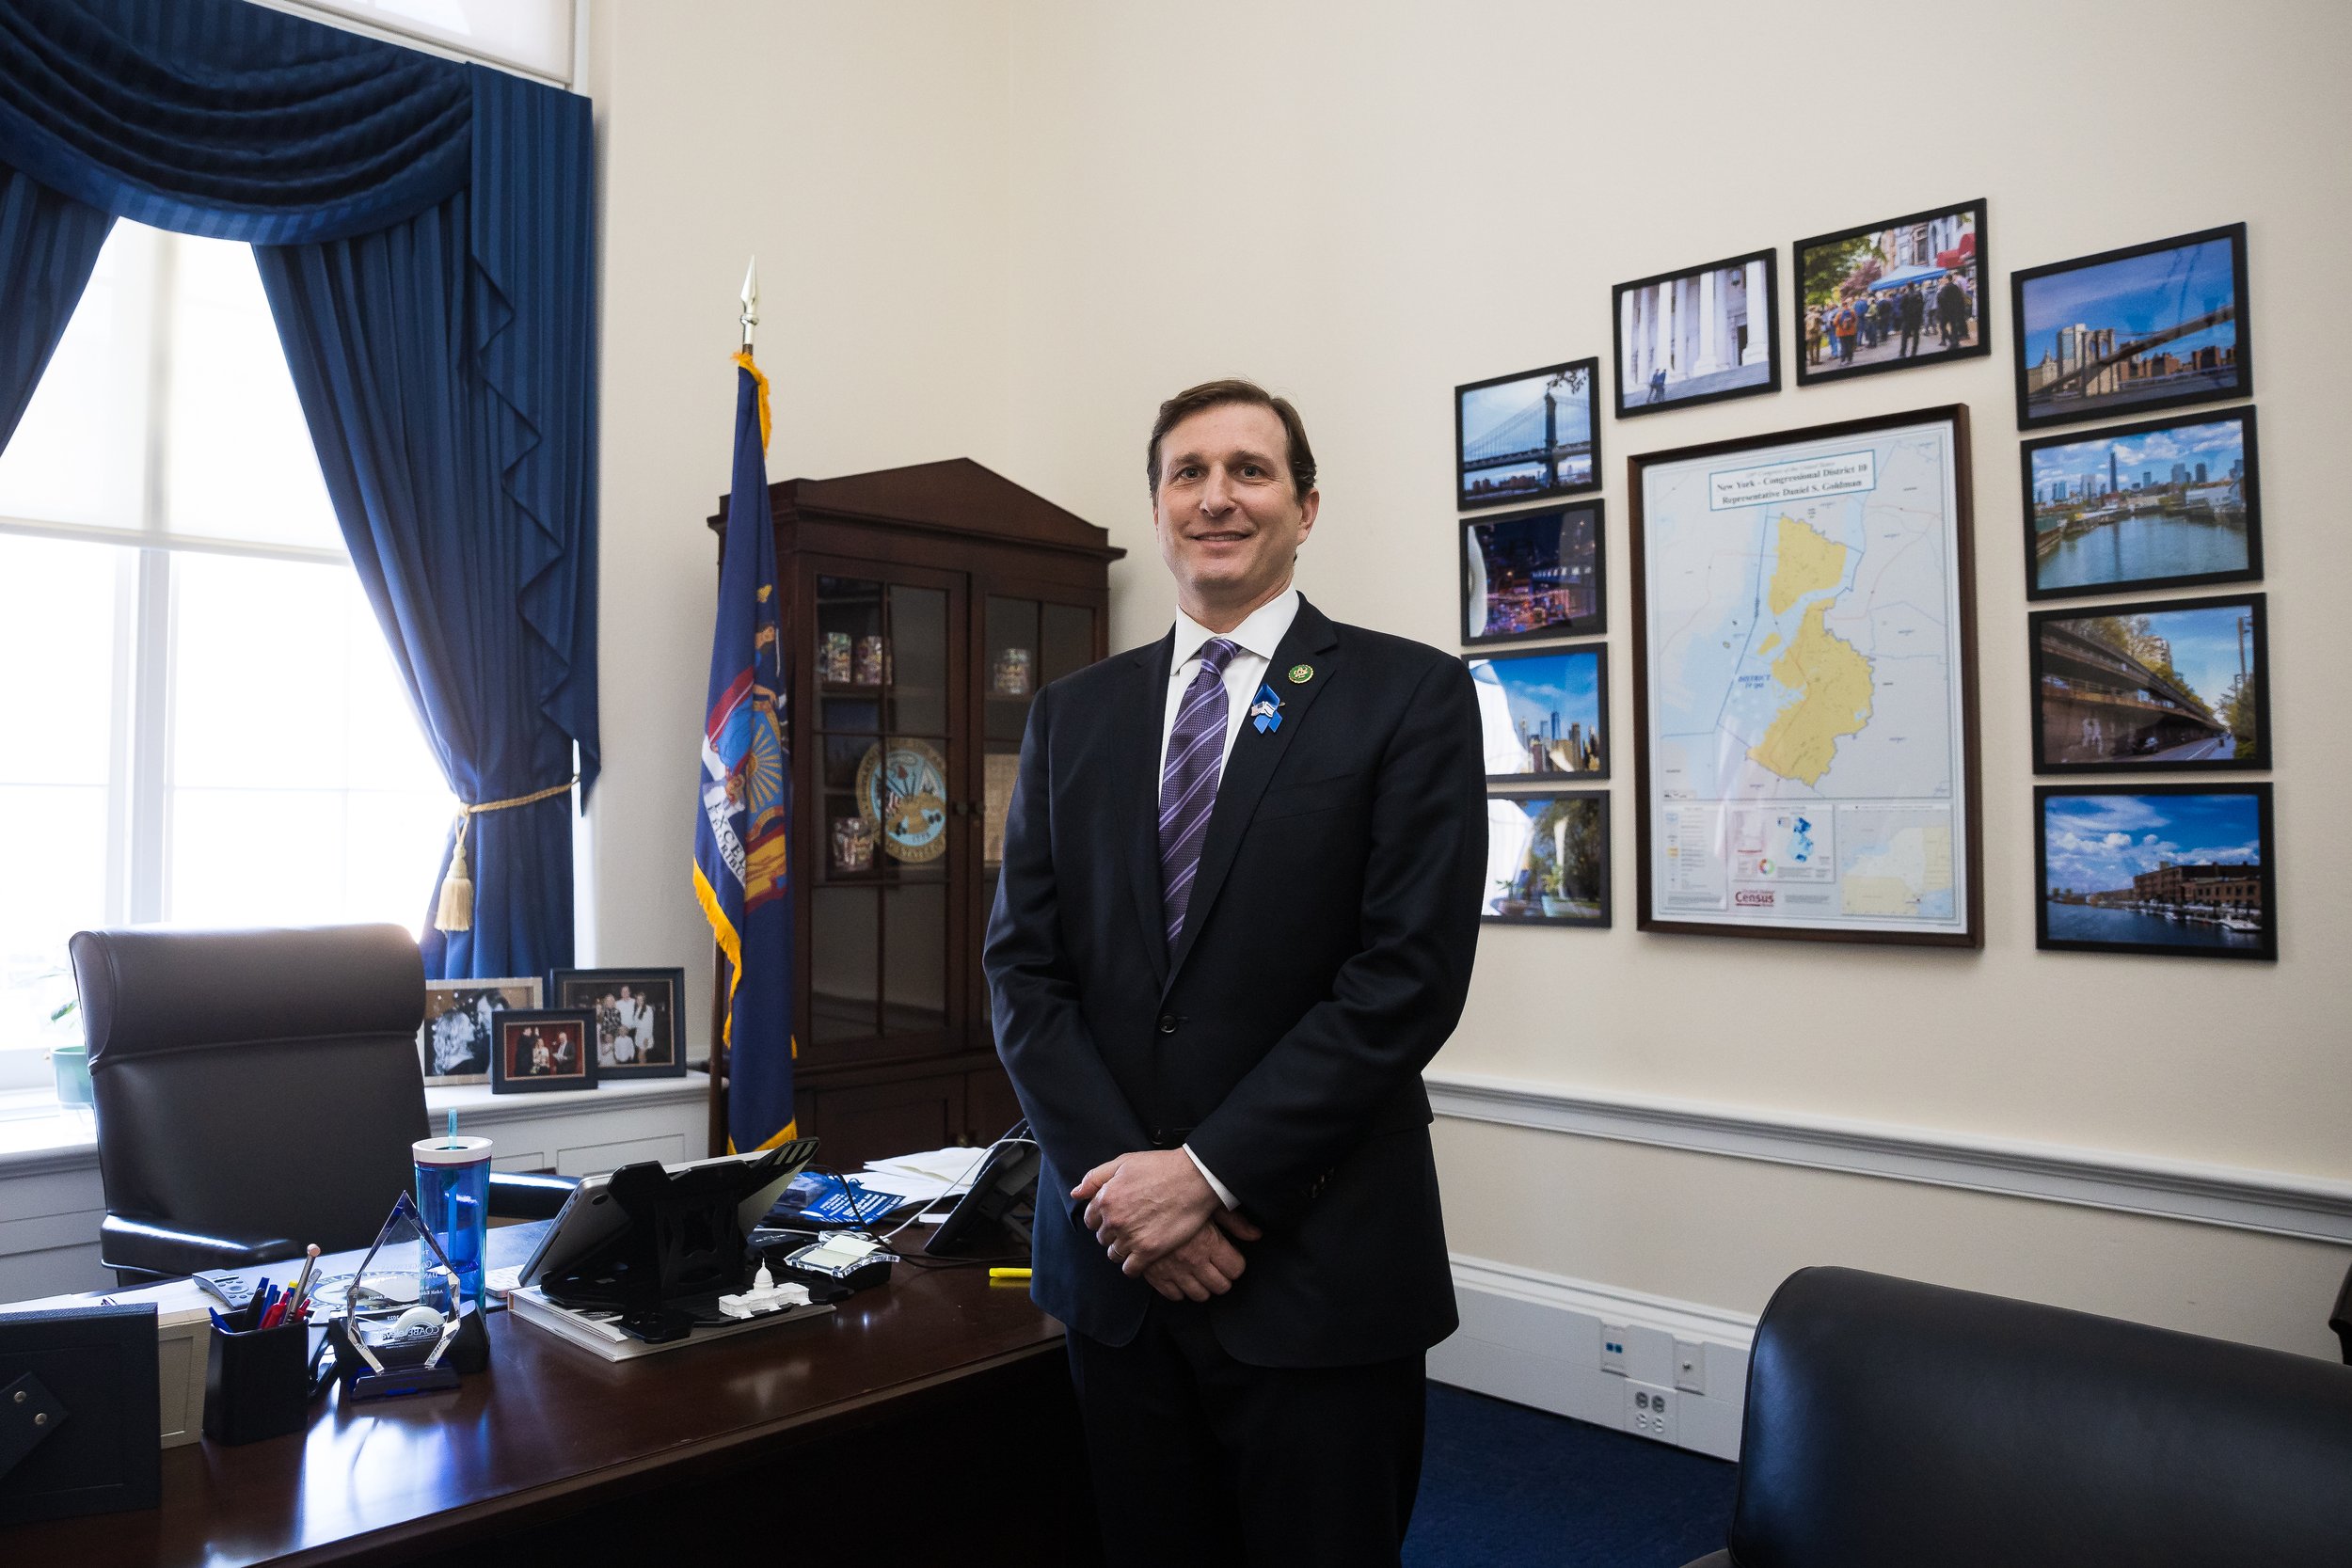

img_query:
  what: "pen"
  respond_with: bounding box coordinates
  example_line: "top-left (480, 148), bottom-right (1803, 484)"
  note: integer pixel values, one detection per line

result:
top-left (987, 1267), bottom-right (1031, 1281)
top-left (288, 1243), bottom-right (322, 1321)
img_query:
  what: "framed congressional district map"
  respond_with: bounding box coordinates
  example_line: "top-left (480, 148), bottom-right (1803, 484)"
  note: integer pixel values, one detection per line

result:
top-left (1628, 405), bottom-right (1983, 945)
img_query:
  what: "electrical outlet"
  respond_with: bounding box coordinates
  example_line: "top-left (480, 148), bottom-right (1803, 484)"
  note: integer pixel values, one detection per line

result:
top-left (1598, 1323), bottom-right (1629, 1376)
top-left (1625, 1380), bottom-right (1677, 1444)
top-left (1673, 1338), bottom-right (1706, 1395)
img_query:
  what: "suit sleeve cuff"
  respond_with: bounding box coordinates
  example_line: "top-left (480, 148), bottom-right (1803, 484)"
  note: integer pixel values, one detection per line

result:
top-left (1183, 1145), bottom-right (1239, 1211)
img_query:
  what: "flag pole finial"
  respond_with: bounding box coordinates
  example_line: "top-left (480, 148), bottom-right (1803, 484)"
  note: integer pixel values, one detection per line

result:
top-left (739, 256), bottom-right (758, 351)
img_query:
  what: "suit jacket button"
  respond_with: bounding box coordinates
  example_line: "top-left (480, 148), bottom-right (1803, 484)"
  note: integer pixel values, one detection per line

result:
top-left (1157, 1014), bottom-right (1178, 1035)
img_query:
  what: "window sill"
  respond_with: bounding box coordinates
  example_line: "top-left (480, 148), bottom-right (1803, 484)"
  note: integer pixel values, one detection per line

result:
top-left (0, 1073), bottom-right (711, 1178)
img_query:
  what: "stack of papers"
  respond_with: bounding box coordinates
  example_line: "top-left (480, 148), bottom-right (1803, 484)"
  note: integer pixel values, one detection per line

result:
top-left (854, 1145), bottom-right (997, 1208)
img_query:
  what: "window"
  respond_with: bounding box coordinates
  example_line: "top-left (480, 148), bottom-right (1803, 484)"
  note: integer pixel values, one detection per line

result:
top-left (0, 222), bottom-right (454, 1097)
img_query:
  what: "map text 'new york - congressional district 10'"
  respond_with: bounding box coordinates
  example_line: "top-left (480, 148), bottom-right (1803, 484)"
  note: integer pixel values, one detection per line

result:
top-left (1641, 419), bottom-right (1970, 936)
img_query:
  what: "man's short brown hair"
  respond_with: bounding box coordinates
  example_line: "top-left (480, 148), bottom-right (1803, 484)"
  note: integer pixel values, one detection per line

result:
top-left (1146, 378), bottom-right (1317, 499)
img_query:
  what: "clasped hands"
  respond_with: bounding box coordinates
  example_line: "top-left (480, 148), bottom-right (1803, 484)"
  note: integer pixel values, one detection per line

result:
top-left (1073, 1149), bottom-right (1263, 1303)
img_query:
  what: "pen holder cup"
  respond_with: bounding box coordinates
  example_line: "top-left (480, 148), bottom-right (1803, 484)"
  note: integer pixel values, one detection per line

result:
top-left (202, 1319), bottom-right (312, 1445)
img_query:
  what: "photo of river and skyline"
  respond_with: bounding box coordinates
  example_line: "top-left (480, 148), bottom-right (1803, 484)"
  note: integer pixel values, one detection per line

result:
top-left (2025, 411), bottom-right (2258, 598)
top-left (2037, 786), bottom-right (2273, 959)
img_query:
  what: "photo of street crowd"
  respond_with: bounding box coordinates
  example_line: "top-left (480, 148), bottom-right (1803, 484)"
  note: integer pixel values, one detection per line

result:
top-left (1795, 200), bottom-right (1984, 385)
top-left (1461, 501), bottom-right (1604, 644)
top-left (2036, 784), bottom-right (2273, 959)
top-left (2011, 224), bottom-right (2250, 430)
top-left (2029, 594), bottom-right (2267, 773)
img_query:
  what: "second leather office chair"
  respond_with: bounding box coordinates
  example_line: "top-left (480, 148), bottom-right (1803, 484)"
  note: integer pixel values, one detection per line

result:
top-left (70, 923), bottom-right (573, 1286)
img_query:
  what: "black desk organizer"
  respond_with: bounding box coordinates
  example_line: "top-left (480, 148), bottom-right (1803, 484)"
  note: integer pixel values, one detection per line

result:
top-left (539, 1141), bottom-right (816, 1343)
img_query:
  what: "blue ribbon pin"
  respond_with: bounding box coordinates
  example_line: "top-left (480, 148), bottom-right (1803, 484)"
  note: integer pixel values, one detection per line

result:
top-left (1248, 683), bottom-right (1284, 734)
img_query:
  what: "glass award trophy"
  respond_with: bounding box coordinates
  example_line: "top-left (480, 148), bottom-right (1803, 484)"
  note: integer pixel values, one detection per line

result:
top-left (323, 1193), bottom-right (472, 1400)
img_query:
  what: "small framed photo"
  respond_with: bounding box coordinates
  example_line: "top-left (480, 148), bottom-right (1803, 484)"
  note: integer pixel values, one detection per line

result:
top-left (1483, 791), bottom-right (1611, 927)
top-left (1468, 645), bottom-right (1608, 781)
top-left (548, 967), bottom-right (688, 1079)
top-left (2030, 594), bottom-right (2267, 774)
top-left (2011, 223), bottom-right (2250, 431)
top-left (1613, 249), bottom-right (1779, 418)
top-left (419, 977), bottom-right (541, 1085)
top-left (2036, 784), bottom-right (2274, 960)
top-left (489, 1008), bottom-right (599, 1094)
top-left (2021, 407), bottom-right (2261, 601)
top-left (1462, 500), bottom-right (1605, 645)
top-left (1454, 357), bottom-right (1600, 510)
top-left (1794, 199), bottom-right (1986, 386)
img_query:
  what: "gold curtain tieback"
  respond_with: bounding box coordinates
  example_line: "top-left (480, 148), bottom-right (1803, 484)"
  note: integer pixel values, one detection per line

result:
top-left (433, 776), bottom-right (580, 933)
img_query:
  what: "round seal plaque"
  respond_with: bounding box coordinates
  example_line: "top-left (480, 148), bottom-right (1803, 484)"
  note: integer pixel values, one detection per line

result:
top-left (854, 738), bottom-right (951, 863)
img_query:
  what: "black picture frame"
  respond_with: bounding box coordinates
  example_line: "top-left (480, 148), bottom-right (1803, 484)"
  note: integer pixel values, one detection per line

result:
top-left (2035, 783), bottom-right (2276, 960)
top-left (1481, 791), bottom-right (1611, 927)
top-left (1461, 499), bottom-right (1607, 646)
top-left (1792, 198), bottom-right (1988, 387)
top-left (1466, 645), bottom-right (1610, 782)
top-left (489, 1008), bottom-right (599, 1094)
top-left (1613, 248), bottom-right (1780, 419)
top-left (2020, 406), bottom-right (2263, 601)
top-left (1454, 357), bottom-right (1601, 510)
top-left (418, 976), bottom-right (540, 1086)
top-left (2010, 223), bottom-right (2252, 432)
top-left (2029, 594), bottom-right (2268, 775)
top-left (548, 967), bottom-right (689, 1079)
top-left (0, 1304), bottom-right (160, 1526)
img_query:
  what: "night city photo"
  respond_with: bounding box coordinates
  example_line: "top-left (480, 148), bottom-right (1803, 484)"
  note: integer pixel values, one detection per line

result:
top-left (1461, 501), bottom-right (1603, 644)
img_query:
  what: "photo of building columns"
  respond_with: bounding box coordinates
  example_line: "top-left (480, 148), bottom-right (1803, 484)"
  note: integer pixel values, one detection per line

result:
top-left (1616, 252), bottom-right (1777, 415)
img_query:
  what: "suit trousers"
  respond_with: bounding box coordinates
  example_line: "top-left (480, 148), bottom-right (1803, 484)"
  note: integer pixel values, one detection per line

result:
top-left (1064, 1298), bottom-right (1426, 1568)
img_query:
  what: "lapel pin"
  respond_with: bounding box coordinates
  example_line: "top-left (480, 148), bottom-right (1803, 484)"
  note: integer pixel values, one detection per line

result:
top-left (1287, 663), bottom-right (1313, 684)
top-left (1248, 684), bottom-right (1284, 734)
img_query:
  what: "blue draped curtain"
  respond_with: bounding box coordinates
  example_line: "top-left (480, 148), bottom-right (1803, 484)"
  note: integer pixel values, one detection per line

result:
top-left (0, 0), bottom-right (597, 980)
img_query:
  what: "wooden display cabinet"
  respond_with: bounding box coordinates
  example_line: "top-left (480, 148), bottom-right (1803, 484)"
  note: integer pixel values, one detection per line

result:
top-left (706, 459), bottom-right (1122, 1166)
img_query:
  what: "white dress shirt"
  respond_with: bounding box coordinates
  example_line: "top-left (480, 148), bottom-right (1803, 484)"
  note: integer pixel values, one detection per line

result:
top-left (1158, 588), bottom-right (1300, 1212)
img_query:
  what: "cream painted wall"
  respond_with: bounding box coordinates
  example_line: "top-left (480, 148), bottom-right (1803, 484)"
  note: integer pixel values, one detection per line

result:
top-left (585, 1), bottom-right (2350, 1354)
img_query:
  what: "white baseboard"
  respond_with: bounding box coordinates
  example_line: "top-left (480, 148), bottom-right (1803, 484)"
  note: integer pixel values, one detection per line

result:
top-left (1430, 1253), bottom-right (1755, 1463)
top-left (1426, 1069), bottom-right (2352, 1243)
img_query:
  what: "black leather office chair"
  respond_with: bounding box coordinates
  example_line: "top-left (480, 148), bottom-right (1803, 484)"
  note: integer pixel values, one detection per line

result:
top-left (1681, 1266), bottom-right (2352, 1568)
top-left (70, 923), bottom-right (574, 1286)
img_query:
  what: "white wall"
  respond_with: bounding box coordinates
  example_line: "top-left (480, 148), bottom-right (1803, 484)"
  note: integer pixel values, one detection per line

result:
top-left (587, 1), bottom-right (2352, 1360)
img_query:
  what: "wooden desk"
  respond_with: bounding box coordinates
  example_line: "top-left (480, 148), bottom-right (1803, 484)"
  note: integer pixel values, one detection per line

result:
top-left (6, 1227), bottom-right (1096, 1566)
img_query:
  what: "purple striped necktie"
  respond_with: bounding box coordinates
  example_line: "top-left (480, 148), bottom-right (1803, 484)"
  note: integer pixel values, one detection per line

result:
top-left (1158, 637), bottom-right (1239, 949)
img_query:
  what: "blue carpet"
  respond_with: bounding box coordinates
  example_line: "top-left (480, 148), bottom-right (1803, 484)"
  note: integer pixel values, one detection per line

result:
top-left (1405, 1384), bottom-right (1737, 1567)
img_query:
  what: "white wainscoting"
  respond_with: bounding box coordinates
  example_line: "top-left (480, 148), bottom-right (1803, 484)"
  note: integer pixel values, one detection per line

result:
top-left (0, 1074), bottom-right (712, 1302)
top-left (1429, 1253), bottom-right (1755, 1463)
top-left (1426, 1069), bottom-right (2352, 1243)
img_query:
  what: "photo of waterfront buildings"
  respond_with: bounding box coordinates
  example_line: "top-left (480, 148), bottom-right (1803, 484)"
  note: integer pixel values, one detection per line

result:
top-left (2032, 596), bottom-right (2265, 769)
top-left (2014, 227), bottom-right (2248, 427)
top-left (1468, 647), bottom-right (1606, 779)
top-left (1455, 359), bottom-right (1597, 507)
top-left (1462, 503), bottom-right (1603, 642)
top-left (2037, 786), bottom-right (2272, 958)
top-left (2025, 411), bottom-right (2257, 597)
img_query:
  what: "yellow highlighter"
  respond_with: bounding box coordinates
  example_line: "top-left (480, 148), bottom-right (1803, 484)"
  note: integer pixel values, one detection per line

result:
top-left (988, 1267), bottom-right (1031, 1282)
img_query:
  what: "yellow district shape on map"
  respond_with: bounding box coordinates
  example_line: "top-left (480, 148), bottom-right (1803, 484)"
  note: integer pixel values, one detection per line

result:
top-left (1765, 516), bottom-right (1848, 616)
top-left (1756, 632), bottom-right (1782, 657)
top-left (1749, 601), bottom-right (1874, 785)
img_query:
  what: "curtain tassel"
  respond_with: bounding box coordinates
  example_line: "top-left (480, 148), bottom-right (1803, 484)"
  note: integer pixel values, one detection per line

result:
top-left (431, 776), bottom-right (578, 935)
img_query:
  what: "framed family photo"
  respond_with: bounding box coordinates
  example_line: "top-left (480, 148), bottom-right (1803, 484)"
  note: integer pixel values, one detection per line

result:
top-left (1454, 358), bottom-right (1600, 510)
top-left (548, 967), bottom-right (688, 1079)
top-left (2020, 407), bottom-right (2262, 601)
top-left (489, 1008), bottom-right (598, 1094)
top-left (1613, 249), bottom-right (1779, 418)
top-left (1794, 199), bottom-right (1986, 386)
top-left (2028, 594), bottom-right (2267, 774)
top-left (2010, 223), bottom-right (2251, 431)
top-left (419, 977), bottom-right (540, 1086)
top-left (1483, 792), bottom-right (1610, 927)
top-left (1467, 646), bottom-right (1608, 781)
top-left (1461, 501), bottom-right (1605, 645)
top-left (2036, 783), bottom-right (2275, 960)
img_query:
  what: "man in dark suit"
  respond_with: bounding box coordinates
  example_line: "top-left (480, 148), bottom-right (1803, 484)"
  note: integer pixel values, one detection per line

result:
top-left (985, 379), bottom-right (1486, 1566)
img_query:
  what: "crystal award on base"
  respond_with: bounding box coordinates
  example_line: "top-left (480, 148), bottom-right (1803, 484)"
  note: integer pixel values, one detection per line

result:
top-left (323, 1192), bottom-right (473, 1400)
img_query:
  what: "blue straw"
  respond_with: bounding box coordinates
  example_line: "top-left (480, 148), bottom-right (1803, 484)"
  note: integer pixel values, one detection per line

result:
top-left (446, 1108), bottom-right (459, 1147)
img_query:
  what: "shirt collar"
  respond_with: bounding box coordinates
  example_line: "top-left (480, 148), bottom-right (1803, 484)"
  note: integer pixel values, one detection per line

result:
top-left (1172, 589), bottom-right (1301, 671)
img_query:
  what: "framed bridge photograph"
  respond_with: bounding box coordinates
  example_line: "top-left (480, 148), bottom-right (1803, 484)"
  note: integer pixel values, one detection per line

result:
top-left (1454, 357), bottom-right (1599, 510)
top-left (2010, 223), bottom-right (2251, 431)
top-left (1628, 405), bottom-right (1982, 946)
top-left (2028, 594), bottom-right (2267, 774)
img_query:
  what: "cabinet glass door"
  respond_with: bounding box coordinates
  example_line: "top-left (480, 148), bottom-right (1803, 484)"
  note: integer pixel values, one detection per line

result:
top-left (806, 568), bottom-right (962, 1060)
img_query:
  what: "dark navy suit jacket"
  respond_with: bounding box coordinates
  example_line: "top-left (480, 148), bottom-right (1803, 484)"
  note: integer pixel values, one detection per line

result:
top-left (984, 594), bottom-right (1485, 1368)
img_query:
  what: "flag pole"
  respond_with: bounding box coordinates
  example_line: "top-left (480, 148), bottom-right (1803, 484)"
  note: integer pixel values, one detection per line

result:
top-left (709, 256), bottom-right (758, 1156)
